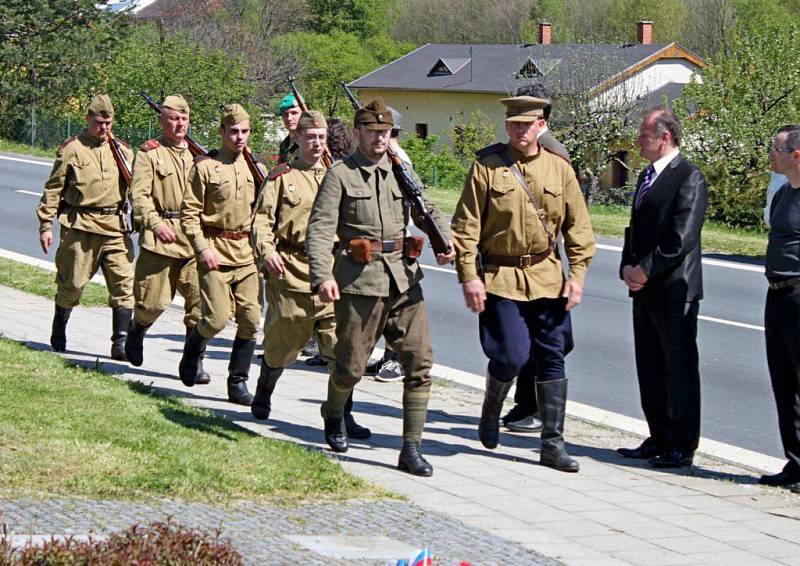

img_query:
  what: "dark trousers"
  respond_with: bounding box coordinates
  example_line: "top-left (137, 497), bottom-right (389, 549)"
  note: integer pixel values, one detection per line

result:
top-left (479, 294), bottom-right (573, 384)
top-left (632, 298), bottom-right (701, 453)
top-left (513, 328), bottom-right (575, 411)
top-left (765, 287), bottom-right (800, 472)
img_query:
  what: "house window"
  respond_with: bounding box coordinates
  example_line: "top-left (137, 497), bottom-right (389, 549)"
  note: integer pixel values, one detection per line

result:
top-left (415, 123), bottom-right (428, 139)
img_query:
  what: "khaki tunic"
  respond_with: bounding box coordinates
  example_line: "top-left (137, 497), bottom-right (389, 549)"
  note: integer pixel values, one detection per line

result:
top-left (451, 145), bottom-right (595, 301)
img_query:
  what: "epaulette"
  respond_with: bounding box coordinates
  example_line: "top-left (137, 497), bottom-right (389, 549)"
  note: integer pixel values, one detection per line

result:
top-left (474, 142), bottom-right (507, 160)
top-left (59, 135), bottom-right (78, 150)
top-left (194, 149), bottom-right (217, 163)
top-left (139, 139), bottom-right (160, 152)
top-left (116, 138), bottom-right (131, 149)
top-left (542, 146), bottom-right (572, 165)
top-left (268, 162), bottom-right (292, 180)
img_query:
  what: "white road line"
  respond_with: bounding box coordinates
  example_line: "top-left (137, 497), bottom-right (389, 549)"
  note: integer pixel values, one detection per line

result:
top-left (14, 189), bottom-right (40, 196)
top-left (0, 155), bottom-right (52, 167)
top-left (699, 315), bottom-right (763, 331)
top-left (596, 242), bottom-right (765, 273)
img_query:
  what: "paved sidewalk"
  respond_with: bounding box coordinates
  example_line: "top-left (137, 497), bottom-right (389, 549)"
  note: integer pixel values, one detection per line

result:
top-left (1, 284), bottom-right (800, 565)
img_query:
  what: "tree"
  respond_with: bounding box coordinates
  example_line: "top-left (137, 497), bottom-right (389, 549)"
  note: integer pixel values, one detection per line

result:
top-left (445, 111), bottom-right (496, 165)
top-left (306, 0), bottom-right (393, 38)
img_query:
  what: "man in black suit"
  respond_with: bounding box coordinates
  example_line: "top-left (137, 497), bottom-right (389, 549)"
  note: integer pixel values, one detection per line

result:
top-left (618, 106), bottom-right (707, 468)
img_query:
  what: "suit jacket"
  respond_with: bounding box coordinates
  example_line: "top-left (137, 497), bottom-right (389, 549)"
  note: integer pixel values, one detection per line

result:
top-left (620, 154), bottom-right (707, 302)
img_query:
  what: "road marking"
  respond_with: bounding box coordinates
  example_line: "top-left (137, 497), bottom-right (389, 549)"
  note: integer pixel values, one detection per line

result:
top-left (14, 189), bottom-right (40, 196)
top-left (699, 315), bottom-right (763, 331)
top-left (0, 155), bottom-right (52, 167)
top-left (596, 242), bottom-right (765, 273)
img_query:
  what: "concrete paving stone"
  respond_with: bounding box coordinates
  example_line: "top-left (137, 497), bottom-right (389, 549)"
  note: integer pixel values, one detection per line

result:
top-left (616, 520), bottom-right (695, 541)
top-left (769, 507), bottom-right (800, 519)
top-left (772, 530), bottom-right (800, 545)
top-left (779, 558), bottom-right (800, 566)
top-left (613, 499), bottom-right (700, 517)
top-left (504, 505), bottom-right (579, 524)
top-left (610, 547), bottom-right (701, 566)
top-left (650, 534), bottom-right (736, 554)
top-left (487, 527), bottom-right (573, 545)
top-left (630, 484), bottom-right (704, 498)
top-left (589, 489), bottom-right (660, 504)
top-left (577, 508), bottom-right (651, 527)
top-left (740, 516), bottom-right (800, 535)
top-left (538, 518), bottom-right (615, 538)
top-left (664, 493), bottom-right (746, 511)
top-left (652, 512), bottom-right (733, 530)
top-left (726, 493), bottom-right (800, 510)
top-left (546, 494), bottom-right (621, 513)
top-left (573, 532), bottom-right (664, 552)
top-left (524, 541), bottom-right (614, 561)
top-left (561, 558), bottom-right (631, 566)
top-left (730, 536), bottom-right (800, 558)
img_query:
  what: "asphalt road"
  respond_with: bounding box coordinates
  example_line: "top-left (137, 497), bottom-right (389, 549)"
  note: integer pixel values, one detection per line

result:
top-left (0, 152), bottom-right (783, 458)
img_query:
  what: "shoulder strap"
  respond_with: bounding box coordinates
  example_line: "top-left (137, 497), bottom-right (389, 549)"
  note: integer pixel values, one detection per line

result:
top-left (498, 149), bottom-right (555, 249)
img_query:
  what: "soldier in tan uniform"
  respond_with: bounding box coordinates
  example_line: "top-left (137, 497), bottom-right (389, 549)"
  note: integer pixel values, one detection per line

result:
top-left (37, 94), bottom-right (135, 360)
top-left (250, 110), bottom-right (369, 438)
top-left (307, 98), bottom-right (455, 476)
top-left (124, 95), bottom-right (208, 383)
top-left (178, 104), bottom-right (259, 405)
top-left (451, 96), bottom-right (595, 473)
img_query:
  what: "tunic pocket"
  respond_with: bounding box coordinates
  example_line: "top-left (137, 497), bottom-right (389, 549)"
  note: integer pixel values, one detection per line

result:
top-left (343, 183), bottom-right (375, 225)
top-left (489, 182), bottom-right (517, 215)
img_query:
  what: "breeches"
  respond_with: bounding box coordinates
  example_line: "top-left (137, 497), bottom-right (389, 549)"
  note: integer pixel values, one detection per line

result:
top-left (133, 248), bottom-right (200, 327)
top-left (196, 262), bottom-right (260, 340)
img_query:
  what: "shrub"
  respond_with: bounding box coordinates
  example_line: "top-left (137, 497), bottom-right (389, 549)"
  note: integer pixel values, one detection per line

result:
top-left (403, 134), bottom-right (468, 192)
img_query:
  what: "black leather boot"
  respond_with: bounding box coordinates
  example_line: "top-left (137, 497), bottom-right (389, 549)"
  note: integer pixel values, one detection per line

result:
top-left (227, 337), bottom-right (255, 406)
top-left (251, 362), bottom-right (283, 420)
top-left (179, 327), bottom-right (210, 387)
top-left (50, 305), bottom-right (72, 352)
top-left (320, 403), bottom-right (348, 453)
top-left (537, 378), bottom-right (579, 473)
top-left (185, 326), bottom-right (211, 384)
top-left (110, 307), bottom-right (132, 361)
top-left (343, 391), bottom-right (371, 439)
top-left (398, 441), bottom-right (433, 477)
top-left (124, 319), bottom-right (150, 367)
top-left (478, 370), bottom-right (514, 449)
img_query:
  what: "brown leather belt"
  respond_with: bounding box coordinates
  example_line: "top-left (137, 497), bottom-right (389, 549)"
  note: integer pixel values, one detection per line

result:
top-left (768, 276), bottom-right (800, 290)
top-left (202, 225), bottom-right (250, 241)
top-left (276, 239), bottom-right (306, 256)
top-left (342, 238), bottom-right (404, 253)
top-left (482, 250), bottom-right (551, 268)
top-left (159, 210), bottom-right (181, 219)
top-left (68, 204), bottom-right (120, 215)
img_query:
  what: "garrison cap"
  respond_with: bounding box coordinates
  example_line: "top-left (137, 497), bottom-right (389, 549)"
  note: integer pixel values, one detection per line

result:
top-left (220, 103), bottom-right (250, 126)
top-left (162, 94), bottom-right (190, 113)
top-left (354, 97), bottom-right (393, 131)
top-left (87, 94), bottom-right (114, 117)
top-left (297, 110), bottom-right (327, 131)
top-left (278, 94), bottom-right (298, 115)
top-left (500, 95), bottom-right (549, 122)
top-left (388, 107), bottom-right (403, 132)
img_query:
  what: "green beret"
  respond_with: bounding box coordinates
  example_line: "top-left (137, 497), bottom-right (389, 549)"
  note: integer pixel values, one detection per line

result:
top-left (500, 96), bottom-right (548, 122)
top-left (162, 94), bottom-right (190, 114)
top-left (221, 103), bottom-right (250, 126)
top-left (297, 110), bottom-right (327, 131)
top-left (277, 94), bottom-right (298, 115)
top-left (354, 97), bottom-right (393, 131)
top-left (87, 95), bottom-right (114, 118)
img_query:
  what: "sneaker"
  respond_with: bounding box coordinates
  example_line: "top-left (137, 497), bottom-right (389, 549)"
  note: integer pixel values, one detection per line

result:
top-left (375, 360), bottom-right (404, 382)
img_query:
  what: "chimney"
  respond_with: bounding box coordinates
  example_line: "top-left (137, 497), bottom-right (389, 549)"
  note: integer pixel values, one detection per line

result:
top-left (637, 20), bottom-right (653, 45)
top-left (538, 22), bottom-right (552, 45)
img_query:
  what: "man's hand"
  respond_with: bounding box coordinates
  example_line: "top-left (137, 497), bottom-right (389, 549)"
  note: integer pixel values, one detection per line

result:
top-left (435, 242), bottom-right (456, 265)
top-left (153, 223), bottom-right (177, 243)
top-left (39, 230), bottom-right (53, 254)
top-left (622, 264), bottom-right (647, 292)
top-left (265, 253), bottom-right (285, 278)
top-left (198, 248), bottom-right (220, 271)
top-left (562, 280), bottom-right (583, 311)
top-left (462, 279), bottom-right (487, 314)
top-left (318, 280), bottom-right (340, 303)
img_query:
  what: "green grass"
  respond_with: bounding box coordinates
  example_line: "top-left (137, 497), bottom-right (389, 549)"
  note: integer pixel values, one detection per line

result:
top-left (0, 138), bottom-right (55, 159)
top-left (0, 257), bottom-right (109, 307)
top-left (0, 338), bottom-right (376, 503)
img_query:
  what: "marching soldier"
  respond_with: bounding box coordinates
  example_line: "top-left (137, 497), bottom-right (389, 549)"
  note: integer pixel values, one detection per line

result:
top-left (250, 110), bottom-right (369, 438)
top-left (37, 94), bottom-right (134, 360)
top-left (178, 103), bottom-right (259, 405)
top-left (277, 94), bottom-right (301, 164)
top-left (124, 94), bottom-right (208, 383)
top-left (307, 98), bottom-right (455, 476)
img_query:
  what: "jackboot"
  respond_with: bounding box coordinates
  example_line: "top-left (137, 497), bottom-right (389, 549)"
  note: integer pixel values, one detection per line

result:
top-left (110, 307), bottom-right (132, 361)
top-left (536, 378), bottom-right (579, 473)
top-left (251, 362), bottom-right (283, 420)
top-left (124, 319), bottom-right (151, 367)
top-left (343, 391), bottom-right (371, 439)
top-left (186, 326), bottom-right (211, 385)
top-left (478, 371), bottom-right (514, 449)
top-left (50, 305), bottom-right (72, 352)
top-left (321, 403), bottom-right (348, 453)
top-left (179, 327), bottom-right (210, 387)
top-left (227, 337), bottom-right (255, 406)
top-left (398, 441), bottom-right (433, 477)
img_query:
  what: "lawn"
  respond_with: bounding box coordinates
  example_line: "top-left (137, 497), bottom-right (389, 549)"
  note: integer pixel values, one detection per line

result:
top-left (0, 257), bottom-right (109, 307)
top-left (0, 338), bottom-right (375, 503)
top-left (0, 138), bottom-right (55, 159)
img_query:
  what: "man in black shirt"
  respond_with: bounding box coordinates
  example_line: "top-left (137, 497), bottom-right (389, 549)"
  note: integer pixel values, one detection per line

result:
top-left (761, 124), bottom-right (800, 492)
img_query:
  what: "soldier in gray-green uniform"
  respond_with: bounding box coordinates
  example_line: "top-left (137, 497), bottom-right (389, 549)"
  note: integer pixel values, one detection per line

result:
top-left (277, 94), bottom-right (301, 164)
top-left (178, 104), bottom-right (259, 406)
top-left (124, 95), bottom-right (208, 383)
top-left (36, 94), bottom-right (134, 360)
top-left (306, 98), bottom-right (455, 476)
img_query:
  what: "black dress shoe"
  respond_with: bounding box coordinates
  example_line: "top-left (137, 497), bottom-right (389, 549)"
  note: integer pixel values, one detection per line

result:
top-left (344, 414), bottom-right (371, 440)
top-left (617, 439), bottom-right (661, 459)
top-left (650, 450), bottom-right (694, 469)
top-left (321, 405), bottom-right (348, 453)
top-left (759, 467), bottom-right (800, 487)
top-left (397, 441), bottom-right (433, 477)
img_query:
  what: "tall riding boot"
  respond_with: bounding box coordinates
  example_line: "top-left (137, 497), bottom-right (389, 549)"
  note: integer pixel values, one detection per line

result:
top-left (478, 370), bottom-right (514, 449)
top-left (227, 337), bottom-right (255, 406)
top-left (320, 377), bottom-right (349, 453)
top-left (186, 326), bottom-right (210, 385)
top-left (343, 391), bottom-right (371, 439)
top-left (251, 361), bottom-right (283, 420)
top-left (124, 319), bottom-right (151, 367)
top-left (537, 378), bottom-right (579, 473)
top-left (398, 386), bottom-right (433, 476)
top-left (179, 327), bottom-right (210, 387)
top-left (50, 305), bottom-right (72, 352)
top-left (110, 307), bottom-right (133, 361)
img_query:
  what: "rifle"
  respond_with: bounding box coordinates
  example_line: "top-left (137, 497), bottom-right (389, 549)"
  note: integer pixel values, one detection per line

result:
top-left (106, 131), bottom-right (133, 233)
top-left (340, 83), bottom-right (452, 255)
top-left (287, 77), bottom-right (333, 168)
top-left (244, 147), bottom-right (267, 189)
top-left (139, 92), bottom-right (208, 157)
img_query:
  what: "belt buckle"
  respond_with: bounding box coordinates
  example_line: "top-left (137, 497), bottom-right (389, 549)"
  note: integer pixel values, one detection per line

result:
top-left (519, 255), bottom-right (532, 268)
